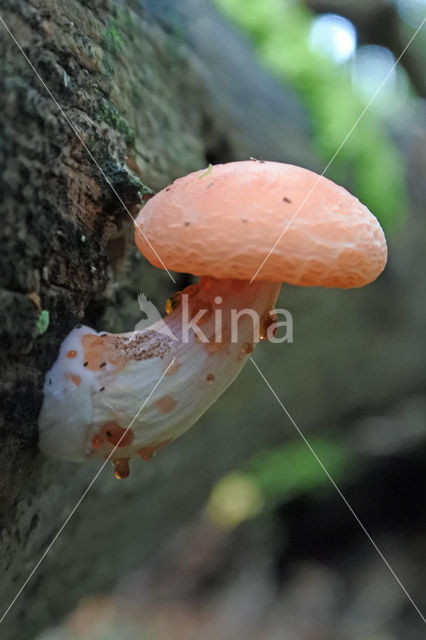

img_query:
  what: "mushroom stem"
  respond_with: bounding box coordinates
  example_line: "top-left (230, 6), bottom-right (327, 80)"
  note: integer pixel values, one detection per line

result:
top-left (39, 277), bottom-right (281, 469)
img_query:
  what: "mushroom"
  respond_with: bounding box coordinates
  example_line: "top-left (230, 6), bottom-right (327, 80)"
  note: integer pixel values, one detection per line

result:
top-left (39, 161), bottom-right (387, 478)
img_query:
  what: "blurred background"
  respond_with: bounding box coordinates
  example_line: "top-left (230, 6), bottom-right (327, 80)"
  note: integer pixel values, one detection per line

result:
top-left (35, 0), bottom-right (426, 638)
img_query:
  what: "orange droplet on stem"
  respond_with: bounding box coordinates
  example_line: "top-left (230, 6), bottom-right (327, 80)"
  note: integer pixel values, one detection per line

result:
top-left (259, 310), bottom-right (277, 341)
top-left (113, 458), bottom-right (130, 479)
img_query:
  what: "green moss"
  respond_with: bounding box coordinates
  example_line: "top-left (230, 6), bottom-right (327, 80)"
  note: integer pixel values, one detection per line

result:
top-left (86, 136), bottom-right (104, 160)
top-left (125, 171), bottom-right (154, 198)
top-left (97, 99), bottom-right (135, 146)
top-left (37, 310), bottom-right (50, 335)
top-left (101, 15), bottom-right (127, 77)
top-left (110, 165), bottom-right (154, 204)
top-left (85, 133), bottom-right (153, 204)
top-left (103, 22), bottom-right (124, 54)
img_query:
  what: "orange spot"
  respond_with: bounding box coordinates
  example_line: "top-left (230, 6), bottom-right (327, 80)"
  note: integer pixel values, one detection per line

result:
top-left (204, 342), bottom-right (220, 354)
top-left (67, 350), bottom-right (77, 358)
top-left (165, 359), bottom-right (180, 376)
top-left (82, 334), bottom-right (123, 370)
top-left (91, 434), bottom-right (103, 449)
top-left (137, 439), bottom-right (171, 461)
top-left (99, 422), bottom-right (134, 447)
top-left (202, 326), bottom-right (231, 355)
top-left (154, 395), bottom-right (177, 414)
top-left (113, 458), bottom-right (130, 479)
top-left (82, 334), bottom-right (108, 370)
top-left (206, 373), bottom-right (215, 382)
top-left (71, 375), bottom-right (81, 386)
top-left (203, 334), bottom-right (230, 354)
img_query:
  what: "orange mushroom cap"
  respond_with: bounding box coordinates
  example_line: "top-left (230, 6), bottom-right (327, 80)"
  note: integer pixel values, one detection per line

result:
top-left (135, 161), bottom-right (387, 288)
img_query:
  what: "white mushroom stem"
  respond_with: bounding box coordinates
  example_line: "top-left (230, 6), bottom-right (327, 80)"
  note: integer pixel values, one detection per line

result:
top-left (39, 277), bottom-right (281, 476)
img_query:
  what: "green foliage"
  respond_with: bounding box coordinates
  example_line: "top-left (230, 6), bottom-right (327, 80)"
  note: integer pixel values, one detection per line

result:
top-left (215, 0), bottom-right (407, 228)
top-left (244, 437), bottom-right (351, 508)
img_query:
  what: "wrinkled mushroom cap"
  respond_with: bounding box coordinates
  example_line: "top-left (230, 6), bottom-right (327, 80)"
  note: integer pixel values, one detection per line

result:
top-left (135, 161), bottom-right (387, 288)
